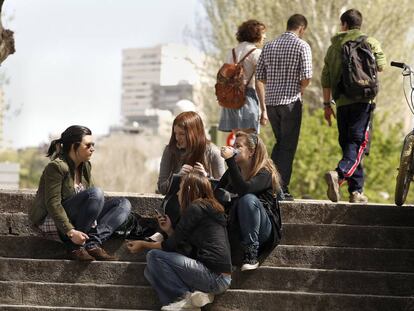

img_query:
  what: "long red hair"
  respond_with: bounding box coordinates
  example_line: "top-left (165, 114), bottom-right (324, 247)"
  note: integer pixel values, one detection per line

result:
top-left (168, 111), bottom-right (209, 169)
top-left (178, 171), bottom-right (224, 213)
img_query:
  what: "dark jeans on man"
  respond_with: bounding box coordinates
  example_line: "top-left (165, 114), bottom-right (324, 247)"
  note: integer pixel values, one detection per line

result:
top-left (267, 99), bottom-right (302, 191)
top-left (59, 187), bottom-right (131, 250)
top-left (336, 102), bottom-right (372, 194)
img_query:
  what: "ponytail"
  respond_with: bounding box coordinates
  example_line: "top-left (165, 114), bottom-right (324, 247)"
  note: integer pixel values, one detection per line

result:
top-left (46, 139), bottom-right (62, 158)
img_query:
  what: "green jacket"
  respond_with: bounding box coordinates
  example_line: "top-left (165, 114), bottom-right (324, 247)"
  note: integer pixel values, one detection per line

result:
top-left (29, 154), bottom-right (94, 234)
top-left (321, 29), bottom-right (386, 107)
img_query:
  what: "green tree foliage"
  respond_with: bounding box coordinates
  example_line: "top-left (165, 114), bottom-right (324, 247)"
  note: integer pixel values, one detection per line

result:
top-left (199, 0), bottom-right (414, 115)
top-left (260, 107), bottom-right (410, 204)
top-left (198, 0), bottom-right (414, 203)
top-left (0, 147), bottom-right (48, 189)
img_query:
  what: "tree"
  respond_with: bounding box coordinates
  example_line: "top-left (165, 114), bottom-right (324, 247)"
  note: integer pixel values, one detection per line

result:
top-left (0, 0), bottom-right (14, 65)
top-left (198, 0), bottom-right (414, 120)
top-left (197, 0), bottom-right (414, 203)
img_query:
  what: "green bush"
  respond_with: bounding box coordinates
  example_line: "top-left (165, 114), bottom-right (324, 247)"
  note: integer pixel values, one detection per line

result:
top-left (261, 107), bottom-right (408, 204)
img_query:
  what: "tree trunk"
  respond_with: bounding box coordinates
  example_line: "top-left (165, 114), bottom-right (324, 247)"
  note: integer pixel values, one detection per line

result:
top-left (0, 0), bottom-right (15, 65)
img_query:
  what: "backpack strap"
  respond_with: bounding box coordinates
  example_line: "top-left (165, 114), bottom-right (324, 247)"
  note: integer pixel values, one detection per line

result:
top-left (231, 48), bottom-right (257, 86)
top-left (238, 48), bottom-right (256, 64)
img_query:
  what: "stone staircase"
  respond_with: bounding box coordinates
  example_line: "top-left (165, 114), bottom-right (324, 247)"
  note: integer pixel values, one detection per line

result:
top-left (0, 190), bottom-right (413, 310)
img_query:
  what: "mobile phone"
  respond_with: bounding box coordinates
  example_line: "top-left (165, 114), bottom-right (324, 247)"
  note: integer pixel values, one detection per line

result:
top-left (153, 206), bottom-right (165, 217)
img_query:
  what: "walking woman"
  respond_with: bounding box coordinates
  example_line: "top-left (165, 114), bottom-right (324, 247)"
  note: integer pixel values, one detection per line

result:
top-left (29, 125), bottom-right (131, 261)
top-left (218, 19), bottom-right (268, 133)
top-left (127, 171), bottom-right (232, 310)
top-left (158, 111), bottom-right (225, 195)
top-left (218, 131), bottom-right (282, 271)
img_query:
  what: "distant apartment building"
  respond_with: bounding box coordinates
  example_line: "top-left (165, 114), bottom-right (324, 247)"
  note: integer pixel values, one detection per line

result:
top-left (121, 44), bottom-right (204, 134)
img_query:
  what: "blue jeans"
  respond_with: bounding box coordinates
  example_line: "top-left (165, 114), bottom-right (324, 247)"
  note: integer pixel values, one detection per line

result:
top-left (236, 194), bottom-right (272, 249)
top-left (60, 187), bottom-right (131, 250)
top-left (144, 249), bottom-right (231, 306)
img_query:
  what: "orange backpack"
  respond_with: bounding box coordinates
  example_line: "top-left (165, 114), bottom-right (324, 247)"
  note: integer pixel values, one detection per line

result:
top-left (215, 48), bottom-right (256, 109)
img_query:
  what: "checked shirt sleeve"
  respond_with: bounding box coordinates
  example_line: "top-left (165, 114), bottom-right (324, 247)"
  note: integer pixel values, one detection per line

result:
top-left (256, 47), bottom-right (267, 81)
top-left (299, 42), bottom-right (313, 81)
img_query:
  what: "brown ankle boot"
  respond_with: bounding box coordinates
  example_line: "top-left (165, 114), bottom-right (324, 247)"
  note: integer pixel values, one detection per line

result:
top-left (69, 247), bottom-right (95, 261)
top-left (87, 246), bottom-right (118, 261)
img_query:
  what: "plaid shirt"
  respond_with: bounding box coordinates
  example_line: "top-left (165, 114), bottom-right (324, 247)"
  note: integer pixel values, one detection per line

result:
top-left (256, 32), bottom-right (312, 106)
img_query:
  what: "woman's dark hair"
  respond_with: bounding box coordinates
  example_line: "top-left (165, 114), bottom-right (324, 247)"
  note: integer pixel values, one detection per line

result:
top-left (236, 19), bottom-right (266, 43)
top-left (46, 125), bottom-right (92, 157)
top-left (340, 9), bottom-right (362, 29)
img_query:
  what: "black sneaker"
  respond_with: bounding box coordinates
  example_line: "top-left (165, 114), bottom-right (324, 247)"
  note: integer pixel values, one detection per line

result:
top-left (241, 244), bottom-right (259, 271)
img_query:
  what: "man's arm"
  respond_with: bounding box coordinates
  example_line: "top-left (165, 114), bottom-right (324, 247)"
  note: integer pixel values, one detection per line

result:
top-left (301, 78), bottom-right (310, 95)
top-left (323, 87), bottom-right (336, 127)
top-left (255, 79), bottom-right (268, 125)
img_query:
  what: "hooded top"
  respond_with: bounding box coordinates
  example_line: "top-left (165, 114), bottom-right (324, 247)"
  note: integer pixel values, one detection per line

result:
top-left (321, 29), bottom-right (386, 107)
top-left (161, 200), bottom-right (232, 274)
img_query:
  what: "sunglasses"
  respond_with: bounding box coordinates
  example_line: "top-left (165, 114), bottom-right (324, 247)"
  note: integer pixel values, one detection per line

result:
top-left (84, 142), bottom-right (95, 149)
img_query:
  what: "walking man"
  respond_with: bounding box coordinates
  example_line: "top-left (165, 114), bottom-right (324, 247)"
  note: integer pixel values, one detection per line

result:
top-left (321, 9), bottom-right (386, 203)
top-left (256, 14), bottom-right (312, 200)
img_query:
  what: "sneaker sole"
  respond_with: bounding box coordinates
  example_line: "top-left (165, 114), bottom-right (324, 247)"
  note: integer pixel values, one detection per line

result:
top-left (191, 292), bottom-right (214, 307)
top-left (325, 172), bottom-right (340, 202)
top-left (241, 262), bottom-right (259, 271)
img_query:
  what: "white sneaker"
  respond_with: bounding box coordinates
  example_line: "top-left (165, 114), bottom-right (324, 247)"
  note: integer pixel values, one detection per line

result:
top-left (148, 232), bottom-right (164, 242)
top-left (190, 291), bottom-right (215, 307)
top-left (161, 294), bottom-right (200, 311)
top-left (241, 261), bottom-right (259, 271)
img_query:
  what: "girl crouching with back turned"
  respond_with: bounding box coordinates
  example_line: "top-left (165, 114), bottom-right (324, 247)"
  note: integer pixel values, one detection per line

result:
top-left (29, 125), bottom-right (131, 261)
top-left (127, 171), bottom-right (232, 310)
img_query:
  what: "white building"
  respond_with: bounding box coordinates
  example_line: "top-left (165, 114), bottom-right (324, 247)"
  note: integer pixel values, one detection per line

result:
top-left (0, 162), bottom-right (19, 190)
top-left (121, 44), bottom-right (205, 133)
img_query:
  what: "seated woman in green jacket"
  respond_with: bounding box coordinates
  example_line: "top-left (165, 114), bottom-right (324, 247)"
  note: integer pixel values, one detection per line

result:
top-left (29, 125), bottom-right (131, 261)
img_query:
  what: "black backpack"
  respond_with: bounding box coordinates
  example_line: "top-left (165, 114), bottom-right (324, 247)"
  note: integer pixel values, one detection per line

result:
top-left (340, 36), bottom-right (378, 100)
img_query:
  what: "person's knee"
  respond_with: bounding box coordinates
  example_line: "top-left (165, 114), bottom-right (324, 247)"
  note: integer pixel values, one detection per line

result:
top-left (84, 187), bottom-right (104, 216)
top-left (118, 198), bottom-right (131, 216)
top-left (238, 194), bottom-right (260, 211)
top-left (88, 187), bottom-right (105, 203)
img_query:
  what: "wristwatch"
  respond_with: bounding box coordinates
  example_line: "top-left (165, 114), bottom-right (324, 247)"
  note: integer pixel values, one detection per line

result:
top-left (323, 102), bottom-right (331, 108)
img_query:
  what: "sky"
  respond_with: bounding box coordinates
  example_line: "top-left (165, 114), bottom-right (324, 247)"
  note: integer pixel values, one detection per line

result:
top-left (1, 0), bottom-right (202, 148)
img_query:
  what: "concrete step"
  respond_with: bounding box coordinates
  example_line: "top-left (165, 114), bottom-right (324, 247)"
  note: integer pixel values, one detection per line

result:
top-left (0, 306), bottom-right (152, 311)
top-left (1, 236), bottom-right (413, 272)
top-left (282, 223), bottom-right (414, 249)
top-left (3, 216), bottom-right (414, 249)
top-left (1, 281), bottom-right (413, 311)
top-left (207, 289), bottom-right (414, 311)
top-left (0, 281), bottom-right (159, 310)
top-left (268, 245), bottom-right (414, 273)
top-left (2, 189), bottom-right (414, 227)
top-left (231, 267), bottom-right (414, 296)
top-left (281, 201), bottom-right (414, 226)
top-left (1, 257), bottom-right (413, 297)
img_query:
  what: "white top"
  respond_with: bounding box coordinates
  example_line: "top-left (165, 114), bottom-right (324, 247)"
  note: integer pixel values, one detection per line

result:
top-left (226, 41), bottom-right (262, 88)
